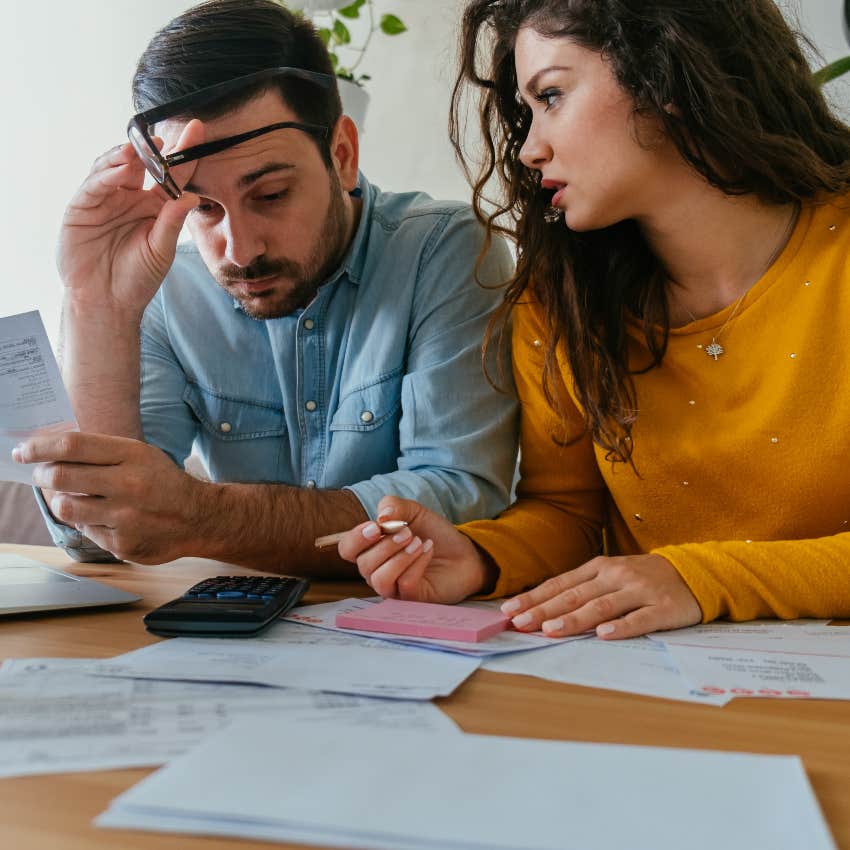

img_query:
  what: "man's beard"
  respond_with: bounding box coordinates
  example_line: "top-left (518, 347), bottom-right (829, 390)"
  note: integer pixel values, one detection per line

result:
top-left (215, 172), bottom-right (350, 320)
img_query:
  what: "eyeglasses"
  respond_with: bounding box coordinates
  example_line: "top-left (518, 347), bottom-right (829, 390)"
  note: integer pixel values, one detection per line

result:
top-left (127, 66), bottom-right (334, 199)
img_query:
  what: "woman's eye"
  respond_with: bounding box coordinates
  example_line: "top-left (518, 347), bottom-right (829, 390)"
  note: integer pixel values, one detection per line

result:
top-left (535, 88), bottom-right (561, 110)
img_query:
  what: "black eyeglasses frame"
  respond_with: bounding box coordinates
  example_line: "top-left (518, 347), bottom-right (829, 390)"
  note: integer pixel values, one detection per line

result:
top-left (127, 66), bottom-right (335, 200)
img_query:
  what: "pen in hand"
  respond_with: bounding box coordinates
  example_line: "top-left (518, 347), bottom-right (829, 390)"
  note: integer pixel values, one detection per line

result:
top-left (314, 520), bottom-right (408, 550)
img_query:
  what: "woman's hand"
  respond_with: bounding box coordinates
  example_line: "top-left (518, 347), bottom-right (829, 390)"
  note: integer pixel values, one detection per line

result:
top-left (501, 554), bottom-right (702, 639)
top-left (337, 496), bottom-right (495, 603)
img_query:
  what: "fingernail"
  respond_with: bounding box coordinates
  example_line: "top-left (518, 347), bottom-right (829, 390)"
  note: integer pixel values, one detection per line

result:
top-left (377, 505), bottom-right (395, 519)
top-left (404, 536), bottom-right (422, 555)
top-left (362, 522), bottom-right (380, 539)
top-left (11, 445), bottom-right (23, 463)
top-left (423, 539), bottom-right (434, 553)
top-left (542, 618), bottom-right (563, 633)
top-left (597, 623), bottom-right (615, 636)
top-left (501, 598), bottom-right (521, 615)
top-left (512, 612), bottom-right (533, 628)
top-left (393, 527), bottom-right (412, 544)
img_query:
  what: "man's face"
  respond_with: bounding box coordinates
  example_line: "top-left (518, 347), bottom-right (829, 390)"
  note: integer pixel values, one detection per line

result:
top-left (159, 90), bottom-right (357, 319)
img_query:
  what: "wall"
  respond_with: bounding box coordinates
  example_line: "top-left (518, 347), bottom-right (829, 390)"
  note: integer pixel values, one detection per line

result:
top-left (0, 0), bottom-right (846, 343)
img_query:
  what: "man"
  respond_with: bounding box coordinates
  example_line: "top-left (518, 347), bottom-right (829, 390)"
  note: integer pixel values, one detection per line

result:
top-left (17, 0), bottom-right (517, 576)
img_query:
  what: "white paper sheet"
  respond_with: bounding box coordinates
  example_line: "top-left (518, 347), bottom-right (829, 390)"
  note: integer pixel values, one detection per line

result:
top-left (0, 658), bottom-right (459, 778)
top-left (0, 311), bottom-right (77, 484)
top-left (82, 620), bottom-right (479, 699)
top-left (284, 597), bottom-right (591, 657)
top-left (96, 721), bottom-right (836, 850)
top-left (654, 621), bottom-right (850, 700)
top-left (483, 636), bottom-right (732, 705)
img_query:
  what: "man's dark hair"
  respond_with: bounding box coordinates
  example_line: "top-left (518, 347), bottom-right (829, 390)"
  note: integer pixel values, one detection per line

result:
top-left (132, 0), bottom-right (342, 163)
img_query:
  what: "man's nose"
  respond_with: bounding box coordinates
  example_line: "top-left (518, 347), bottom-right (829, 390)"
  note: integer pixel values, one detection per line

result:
top-left (223, 213), bottom-right (266, 268)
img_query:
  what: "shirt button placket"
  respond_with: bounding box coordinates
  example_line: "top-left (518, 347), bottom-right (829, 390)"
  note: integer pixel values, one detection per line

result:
top-left (300, 312), bottom-right (323, 486)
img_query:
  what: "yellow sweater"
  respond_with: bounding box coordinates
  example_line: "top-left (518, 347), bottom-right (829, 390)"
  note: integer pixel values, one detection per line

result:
top-left (462, 196), bottom-right (850, 622)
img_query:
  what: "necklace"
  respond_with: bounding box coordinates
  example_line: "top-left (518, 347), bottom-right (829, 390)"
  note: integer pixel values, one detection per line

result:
top-left (676, 203), bottom-right (800, 362)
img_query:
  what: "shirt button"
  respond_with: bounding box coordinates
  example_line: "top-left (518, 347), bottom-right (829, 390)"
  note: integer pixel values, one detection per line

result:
top-left (306, 479), bottom-right (317, 488)
top-left (304, 318), bottom-right (315, 330)
top-left (219, 422), bottom-right (232, 433)
top-left (360, 410), bottom-right (374, 424)
top-left (305, 400), bottom-right (317, 412)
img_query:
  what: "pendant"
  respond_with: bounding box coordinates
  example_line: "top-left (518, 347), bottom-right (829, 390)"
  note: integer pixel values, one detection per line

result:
top-left (705, 339), bottom-right (724, 361)
top-left (543, 206), bottom-right (563, 223)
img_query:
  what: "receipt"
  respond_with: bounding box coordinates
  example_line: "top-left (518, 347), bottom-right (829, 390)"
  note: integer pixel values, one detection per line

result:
top-left (0, 311), bottom-right (76, 483)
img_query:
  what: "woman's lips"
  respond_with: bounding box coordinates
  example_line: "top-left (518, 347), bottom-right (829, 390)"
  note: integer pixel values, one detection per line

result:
top-left (541, 179), bottom-right (567, 208)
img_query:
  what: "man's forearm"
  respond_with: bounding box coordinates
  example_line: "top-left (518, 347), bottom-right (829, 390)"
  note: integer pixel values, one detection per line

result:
top-left (191, 481), bottom-right (368, 578)
top-left (60, 297), bottom-right (144, 437)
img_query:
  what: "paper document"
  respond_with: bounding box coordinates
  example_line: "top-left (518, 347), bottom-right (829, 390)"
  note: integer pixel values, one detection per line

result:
top-left (96, 721), bottom-right (836, 850)
top-left (655, 621), bottom-right (850, 700)
top-left (484, 636), bottom-right (732, 705)
top-left (0, 311), bottom-right (76, 484)
top-left (0, 657), bottom-right (459, 778)
top-left (284, 598), bottom-right (591, 657)
top-left (84, 620), bottom-right (479, 699)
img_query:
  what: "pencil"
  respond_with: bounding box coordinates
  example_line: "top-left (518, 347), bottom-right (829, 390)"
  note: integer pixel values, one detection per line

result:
top-left (314, 520), bottom-right (409, 550)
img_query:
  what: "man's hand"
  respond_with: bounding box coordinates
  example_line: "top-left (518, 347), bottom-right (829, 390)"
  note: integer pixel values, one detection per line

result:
top-left (16, 432), bottom-right (206, 564)
top-left (337, 496), bottom-right (495, 602)
top-left (58, 123), bottom-right (202, 318)
top-left (500, 554), bottom-right (703, 639)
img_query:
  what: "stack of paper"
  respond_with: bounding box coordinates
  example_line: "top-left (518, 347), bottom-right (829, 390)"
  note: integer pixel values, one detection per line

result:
top-left (284, 597), bottom-right (591, 657)
top-left (97, 721), bottom-right (836, 850)
top-left (0, 658), bottom-right (459, 778)
top-left (81, 619), bottom-right (480, 699)
top-left (653, 621), bottom-right (850, 700)
top-left (483, 636), bottom-right (732, 705)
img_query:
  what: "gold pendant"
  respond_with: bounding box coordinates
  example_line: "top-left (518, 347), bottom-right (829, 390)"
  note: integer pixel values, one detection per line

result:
top-left (705, 340), bottom-right (724, 361)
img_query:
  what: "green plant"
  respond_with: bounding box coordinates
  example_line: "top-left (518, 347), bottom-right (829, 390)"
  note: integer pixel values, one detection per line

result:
top-left (813, 55), bottom-right (850, 86)
top-left (312, 0), bottom-right (407, 87)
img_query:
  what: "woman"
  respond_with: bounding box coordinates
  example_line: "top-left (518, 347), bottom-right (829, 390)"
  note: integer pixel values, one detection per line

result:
top-left (337, 0), bottom-right (850, 639)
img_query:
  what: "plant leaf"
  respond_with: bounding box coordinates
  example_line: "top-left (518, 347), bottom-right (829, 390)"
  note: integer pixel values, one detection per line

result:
top-left (380, 14), bottom-right (407, 35)
top-left (813, 55), bottom-right (850, 86)
top-left (332, 19), bottom-right (352, 45)
top-left (317, 27), bottom-right (332, 47)
top-left (338, 0), bottom-right (365, 19)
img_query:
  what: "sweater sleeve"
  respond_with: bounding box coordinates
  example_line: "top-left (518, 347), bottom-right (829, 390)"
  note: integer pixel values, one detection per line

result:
top-left (459, 299), bottom-right (606, 598)
top-left (654, 534), bottom-right (850, 621)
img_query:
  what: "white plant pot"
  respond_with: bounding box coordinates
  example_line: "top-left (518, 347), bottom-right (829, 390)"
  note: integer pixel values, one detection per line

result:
top-left (288, 0), bottom-right (351, 12)
top-left (337, 78), bottom-right (370, 135)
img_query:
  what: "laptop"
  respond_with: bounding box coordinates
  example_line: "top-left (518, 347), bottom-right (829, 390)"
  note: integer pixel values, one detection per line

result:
top-left (0, 555), bottom-right (140, 615)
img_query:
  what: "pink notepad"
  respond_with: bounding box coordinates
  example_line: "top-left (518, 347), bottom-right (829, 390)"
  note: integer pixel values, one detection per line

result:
top-left (335, 599), bottom-right (510, 643)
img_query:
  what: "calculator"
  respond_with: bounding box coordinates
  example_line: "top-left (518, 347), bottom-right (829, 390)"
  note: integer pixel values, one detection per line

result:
top-left (143, 575), bottom-right (310, 637)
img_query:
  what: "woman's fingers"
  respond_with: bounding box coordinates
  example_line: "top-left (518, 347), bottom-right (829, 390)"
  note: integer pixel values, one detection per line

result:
top-left (507, 575), bottom-right (612, 632)
top-left (500, 560), bottom-right (601, 620)
top-left (367, 535), bottom-right (429, 598)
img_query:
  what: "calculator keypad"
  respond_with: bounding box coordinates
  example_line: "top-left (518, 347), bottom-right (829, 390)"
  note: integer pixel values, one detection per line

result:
top-left (184, 576), bottom-right (302, 604)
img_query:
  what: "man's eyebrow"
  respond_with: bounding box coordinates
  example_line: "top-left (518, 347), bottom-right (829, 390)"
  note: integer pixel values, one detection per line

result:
top-left (523, 66), bottom-right (572, 95)
top-left (184, 161), bottom-right (296, 195)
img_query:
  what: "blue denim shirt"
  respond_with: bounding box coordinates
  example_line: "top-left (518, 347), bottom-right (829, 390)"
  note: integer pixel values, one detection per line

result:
top-left (97, 175), bottom-right (514, 525)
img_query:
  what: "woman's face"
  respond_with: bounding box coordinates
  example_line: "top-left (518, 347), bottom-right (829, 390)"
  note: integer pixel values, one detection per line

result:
top-left (515, 27), bottom-right (681, 231)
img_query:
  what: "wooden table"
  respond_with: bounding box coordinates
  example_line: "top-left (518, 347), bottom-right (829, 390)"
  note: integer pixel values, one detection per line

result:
top-left (1, 543), bottom-right (848, 849)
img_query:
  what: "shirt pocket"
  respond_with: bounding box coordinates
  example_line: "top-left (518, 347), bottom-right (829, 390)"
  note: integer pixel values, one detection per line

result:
top-left (329, 369), bottom-right (403, 433)
top-left (183, 382), bottom-right (286, 441)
